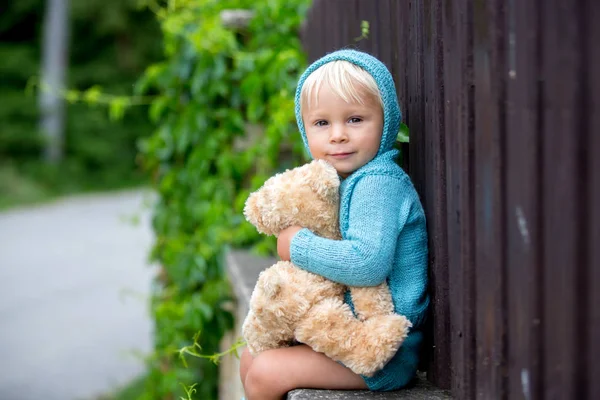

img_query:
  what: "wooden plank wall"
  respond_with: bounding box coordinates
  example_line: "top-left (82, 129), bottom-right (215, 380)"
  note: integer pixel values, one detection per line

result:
top-left (299, 0), bottom-right (599, 399)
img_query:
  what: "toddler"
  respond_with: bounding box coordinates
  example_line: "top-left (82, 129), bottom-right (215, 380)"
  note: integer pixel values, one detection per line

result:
top-left (240, 49), bottom-right (429, 399)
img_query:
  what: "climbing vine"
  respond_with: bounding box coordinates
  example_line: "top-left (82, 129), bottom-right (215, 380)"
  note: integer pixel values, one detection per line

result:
top-left (135, 0), bottom-right (310, 398)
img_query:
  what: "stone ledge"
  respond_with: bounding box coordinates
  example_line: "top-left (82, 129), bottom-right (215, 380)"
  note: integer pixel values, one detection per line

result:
top-left (287, 372), bottom-right (450, 399)
top-left (226, 249), bottom-right (276, 309)
top-left (225, 250), bottom-right (452, 400)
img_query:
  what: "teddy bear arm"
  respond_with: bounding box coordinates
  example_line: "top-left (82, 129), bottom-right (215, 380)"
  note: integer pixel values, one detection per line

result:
top-left (242, 309), bottom-right (295, 356)
top-left (349, 282), bottom-right (395, 321)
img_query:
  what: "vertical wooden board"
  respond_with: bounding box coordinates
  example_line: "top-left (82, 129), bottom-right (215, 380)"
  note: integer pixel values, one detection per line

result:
top-left (390, 0), bottom-right (411, 172)
top-left (422, 0), bottom-right (451, 389)
top-left (330, 0), bottom-right (340, 52)
top-left (421, 0), bottom-right (434, 375)
top-left (369, 0), bottom-right (379, 56)
top-left (408, 0), bottom-right (425, 189)
top-left (389, 0), bottom-right (399, 81)
top-left (365, 0), bottom-right (380, 57)
top-left (391, 0), bottom-right (409, 110)
top-left (310, 0), bottom-right (320, 61)
top-left (341, 0), bottom-right (358, 48)
top-left (473, 0), bottom-right (506, 398)
top-left (329, 0), bottom-right (340, 52)
top-left (505, 0), bottom-right (544, 399)
top-left (459, 1), bottom-right (476, 397)
top-left (338, 0), bottom-right (350, 49)
top-left (378, 0), bottom-right (393, 70)
top-left (353, 0), bottom-right (366, 53)
top-left (442, 0), bottom-right (461, 394)
top-left (541, 1), bottom-right (584, 399)
top-left (319, 0), bottom-right (327, 57)
top-left (443, 0), bottom-right (476, 397)
top-left (331, 0), bottom-right (341, 50)
top-left (354, 0), bottom-right (364, 51)
top-left (310, 0), bottom-right (318, 61)
top-left (318, 0), bottom-right (326, 57)
top-left (345, 0), bottom-right (359, 50)
top-left (587, 2), bottom-right (600, 398)
top-left (322, 0), bottom-right (331, 53)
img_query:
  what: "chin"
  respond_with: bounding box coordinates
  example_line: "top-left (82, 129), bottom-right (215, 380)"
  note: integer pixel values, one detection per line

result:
top-left (337, 169), bottom-right (353, 178)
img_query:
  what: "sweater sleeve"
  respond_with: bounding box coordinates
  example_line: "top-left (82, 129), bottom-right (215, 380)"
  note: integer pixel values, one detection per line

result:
top-left (290, 174), bottom-right (412, 287)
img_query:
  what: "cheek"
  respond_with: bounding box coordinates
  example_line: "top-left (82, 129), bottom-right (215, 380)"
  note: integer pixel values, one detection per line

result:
top-left (361, 134), bottom-right (381, 156)
top-left (307, 135), bottom-right (325, 156)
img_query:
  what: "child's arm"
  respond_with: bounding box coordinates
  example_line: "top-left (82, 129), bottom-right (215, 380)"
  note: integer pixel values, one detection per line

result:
top-left (287, 174), bottom-right (415, 287)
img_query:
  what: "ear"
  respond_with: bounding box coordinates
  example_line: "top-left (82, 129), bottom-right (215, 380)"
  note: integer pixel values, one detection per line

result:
top-left (243, 180), bottom-right (283, 236)
top-left (306, 160), bottom-right (340, 202)
top-left (243, 191), bottom-right (262, 228)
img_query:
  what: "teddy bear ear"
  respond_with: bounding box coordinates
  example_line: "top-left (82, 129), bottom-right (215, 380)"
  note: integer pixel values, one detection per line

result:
top-left (243, 191), bottom-right (262, 227)
top-left (306, 160), bottom-right (340, 201)
top-left (243, 182), bottom-right (280, 236)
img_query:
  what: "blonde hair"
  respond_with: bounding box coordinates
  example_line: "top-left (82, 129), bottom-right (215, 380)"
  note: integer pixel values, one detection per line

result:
top-left (300, 60), bottom-right (384, 112)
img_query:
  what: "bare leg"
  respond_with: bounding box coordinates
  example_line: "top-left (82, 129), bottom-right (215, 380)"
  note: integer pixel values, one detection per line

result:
top-left (244, 345), bottom-right (367, 400)
top-left (240, 348), bottom-right (254, 391)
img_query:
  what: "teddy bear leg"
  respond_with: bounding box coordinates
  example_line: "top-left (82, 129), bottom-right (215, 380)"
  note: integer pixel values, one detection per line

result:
top-left (242, 310), bottom-right (294, 356)
top-left (349, 282), bottom-right (395, 321)
top-left (295, 298), bottom-right (413, 377)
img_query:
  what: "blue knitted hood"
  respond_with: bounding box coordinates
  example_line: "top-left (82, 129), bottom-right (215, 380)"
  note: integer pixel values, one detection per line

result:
top-left (294, 49), bottom-right (401, 158)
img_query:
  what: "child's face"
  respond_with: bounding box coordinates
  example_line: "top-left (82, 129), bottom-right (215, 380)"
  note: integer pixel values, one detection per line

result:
top-left (302, 83), bottom-right (383, 178)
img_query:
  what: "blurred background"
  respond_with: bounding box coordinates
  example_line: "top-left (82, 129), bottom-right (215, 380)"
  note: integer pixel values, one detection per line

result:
top-left (1, 1), bottom-right (162, 399)
top-left (0, 0), bottom-right (161, 206)
top-left (0, 0), bottom-right (307, 399)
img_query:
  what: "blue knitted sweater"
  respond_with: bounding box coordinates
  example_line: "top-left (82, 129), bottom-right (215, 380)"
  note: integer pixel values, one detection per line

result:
top-left (290, 50), bottom-right (430, 391)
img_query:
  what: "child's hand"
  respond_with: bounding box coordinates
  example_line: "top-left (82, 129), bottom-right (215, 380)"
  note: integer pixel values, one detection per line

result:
top-left (277, 226), bottom-right (303, 261)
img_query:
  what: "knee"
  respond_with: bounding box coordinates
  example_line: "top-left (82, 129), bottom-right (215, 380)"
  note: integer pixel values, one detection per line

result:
top-left (240, 348), bottom-right (253, 386)
top-left (244, 354), bottom-right (285, 399)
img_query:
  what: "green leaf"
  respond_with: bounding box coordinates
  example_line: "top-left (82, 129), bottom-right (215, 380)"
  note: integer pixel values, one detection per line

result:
top-left (65, 90), bottom-right (80, 104)
top-left (397, 122), bottom-right (410, 143)
top-left (109, 97), bottom-right (129, 121)
top-left (83, 85), bottom-right (103, 105)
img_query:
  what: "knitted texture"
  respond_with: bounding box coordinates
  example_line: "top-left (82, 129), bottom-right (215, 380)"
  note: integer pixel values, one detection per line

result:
top-left (290, 50), bottom-right (430, 391)
top-left (294, 49), bottom-right (401, 158)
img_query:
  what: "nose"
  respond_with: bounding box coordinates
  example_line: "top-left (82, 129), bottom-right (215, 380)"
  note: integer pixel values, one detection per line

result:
top-left (329, 124), bottom-right (348, 143)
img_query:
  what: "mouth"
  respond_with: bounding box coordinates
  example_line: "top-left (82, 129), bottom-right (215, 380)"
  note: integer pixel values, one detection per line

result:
top-left (329, 152), bottom-right (354, 159)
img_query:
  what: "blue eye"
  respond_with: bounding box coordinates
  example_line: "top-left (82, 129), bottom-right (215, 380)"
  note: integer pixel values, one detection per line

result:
top-left (349, 117), bottom-right (362, 123)
top-left (315, 120), bottom-right (328, 127)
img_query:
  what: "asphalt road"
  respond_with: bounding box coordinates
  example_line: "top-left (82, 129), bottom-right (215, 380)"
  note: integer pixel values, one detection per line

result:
top-left (0, 190), bottom-right (156, 400)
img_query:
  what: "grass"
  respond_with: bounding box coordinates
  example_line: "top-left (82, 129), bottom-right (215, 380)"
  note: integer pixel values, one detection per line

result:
top-left (0, 163), bottom-right (52, 210)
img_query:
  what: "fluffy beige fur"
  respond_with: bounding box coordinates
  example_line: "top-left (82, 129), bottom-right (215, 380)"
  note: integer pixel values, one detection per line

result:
top-left (242, 160), bottom-right (412, 377)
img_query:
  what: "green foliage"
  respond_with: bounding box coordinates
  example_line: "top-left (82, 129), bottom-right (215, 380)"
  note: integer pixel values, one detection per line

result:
top-left (355, 20), bottom-right (370, 41)
top-left (177, 332), bottom-right (246, 367)
top-left (0, 164), bottom-right (49, 210)
top-left (137, 0), bottom-right (309, 398)
top-left (0, 0), bottom-right (161, 202)
top-left (397, 122), bottom-right (410, 143)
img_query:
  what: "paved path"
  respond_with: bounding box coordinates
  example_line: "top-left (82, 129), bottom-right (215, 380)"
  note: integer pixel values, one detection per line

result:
top-left (0, 190), bottom-right (156, 400)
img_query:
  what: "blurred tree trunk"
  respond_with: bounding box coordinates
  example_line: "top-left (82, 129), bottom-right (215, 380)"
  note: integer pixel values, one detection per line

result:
top-left (40, 0), bottom-right (70, 164)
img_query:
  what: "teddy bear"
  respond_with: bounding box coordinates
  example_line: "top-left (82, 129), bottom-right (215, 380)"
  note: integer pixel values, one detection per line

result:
top-left (241, 159), bottom-right (412, 377)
